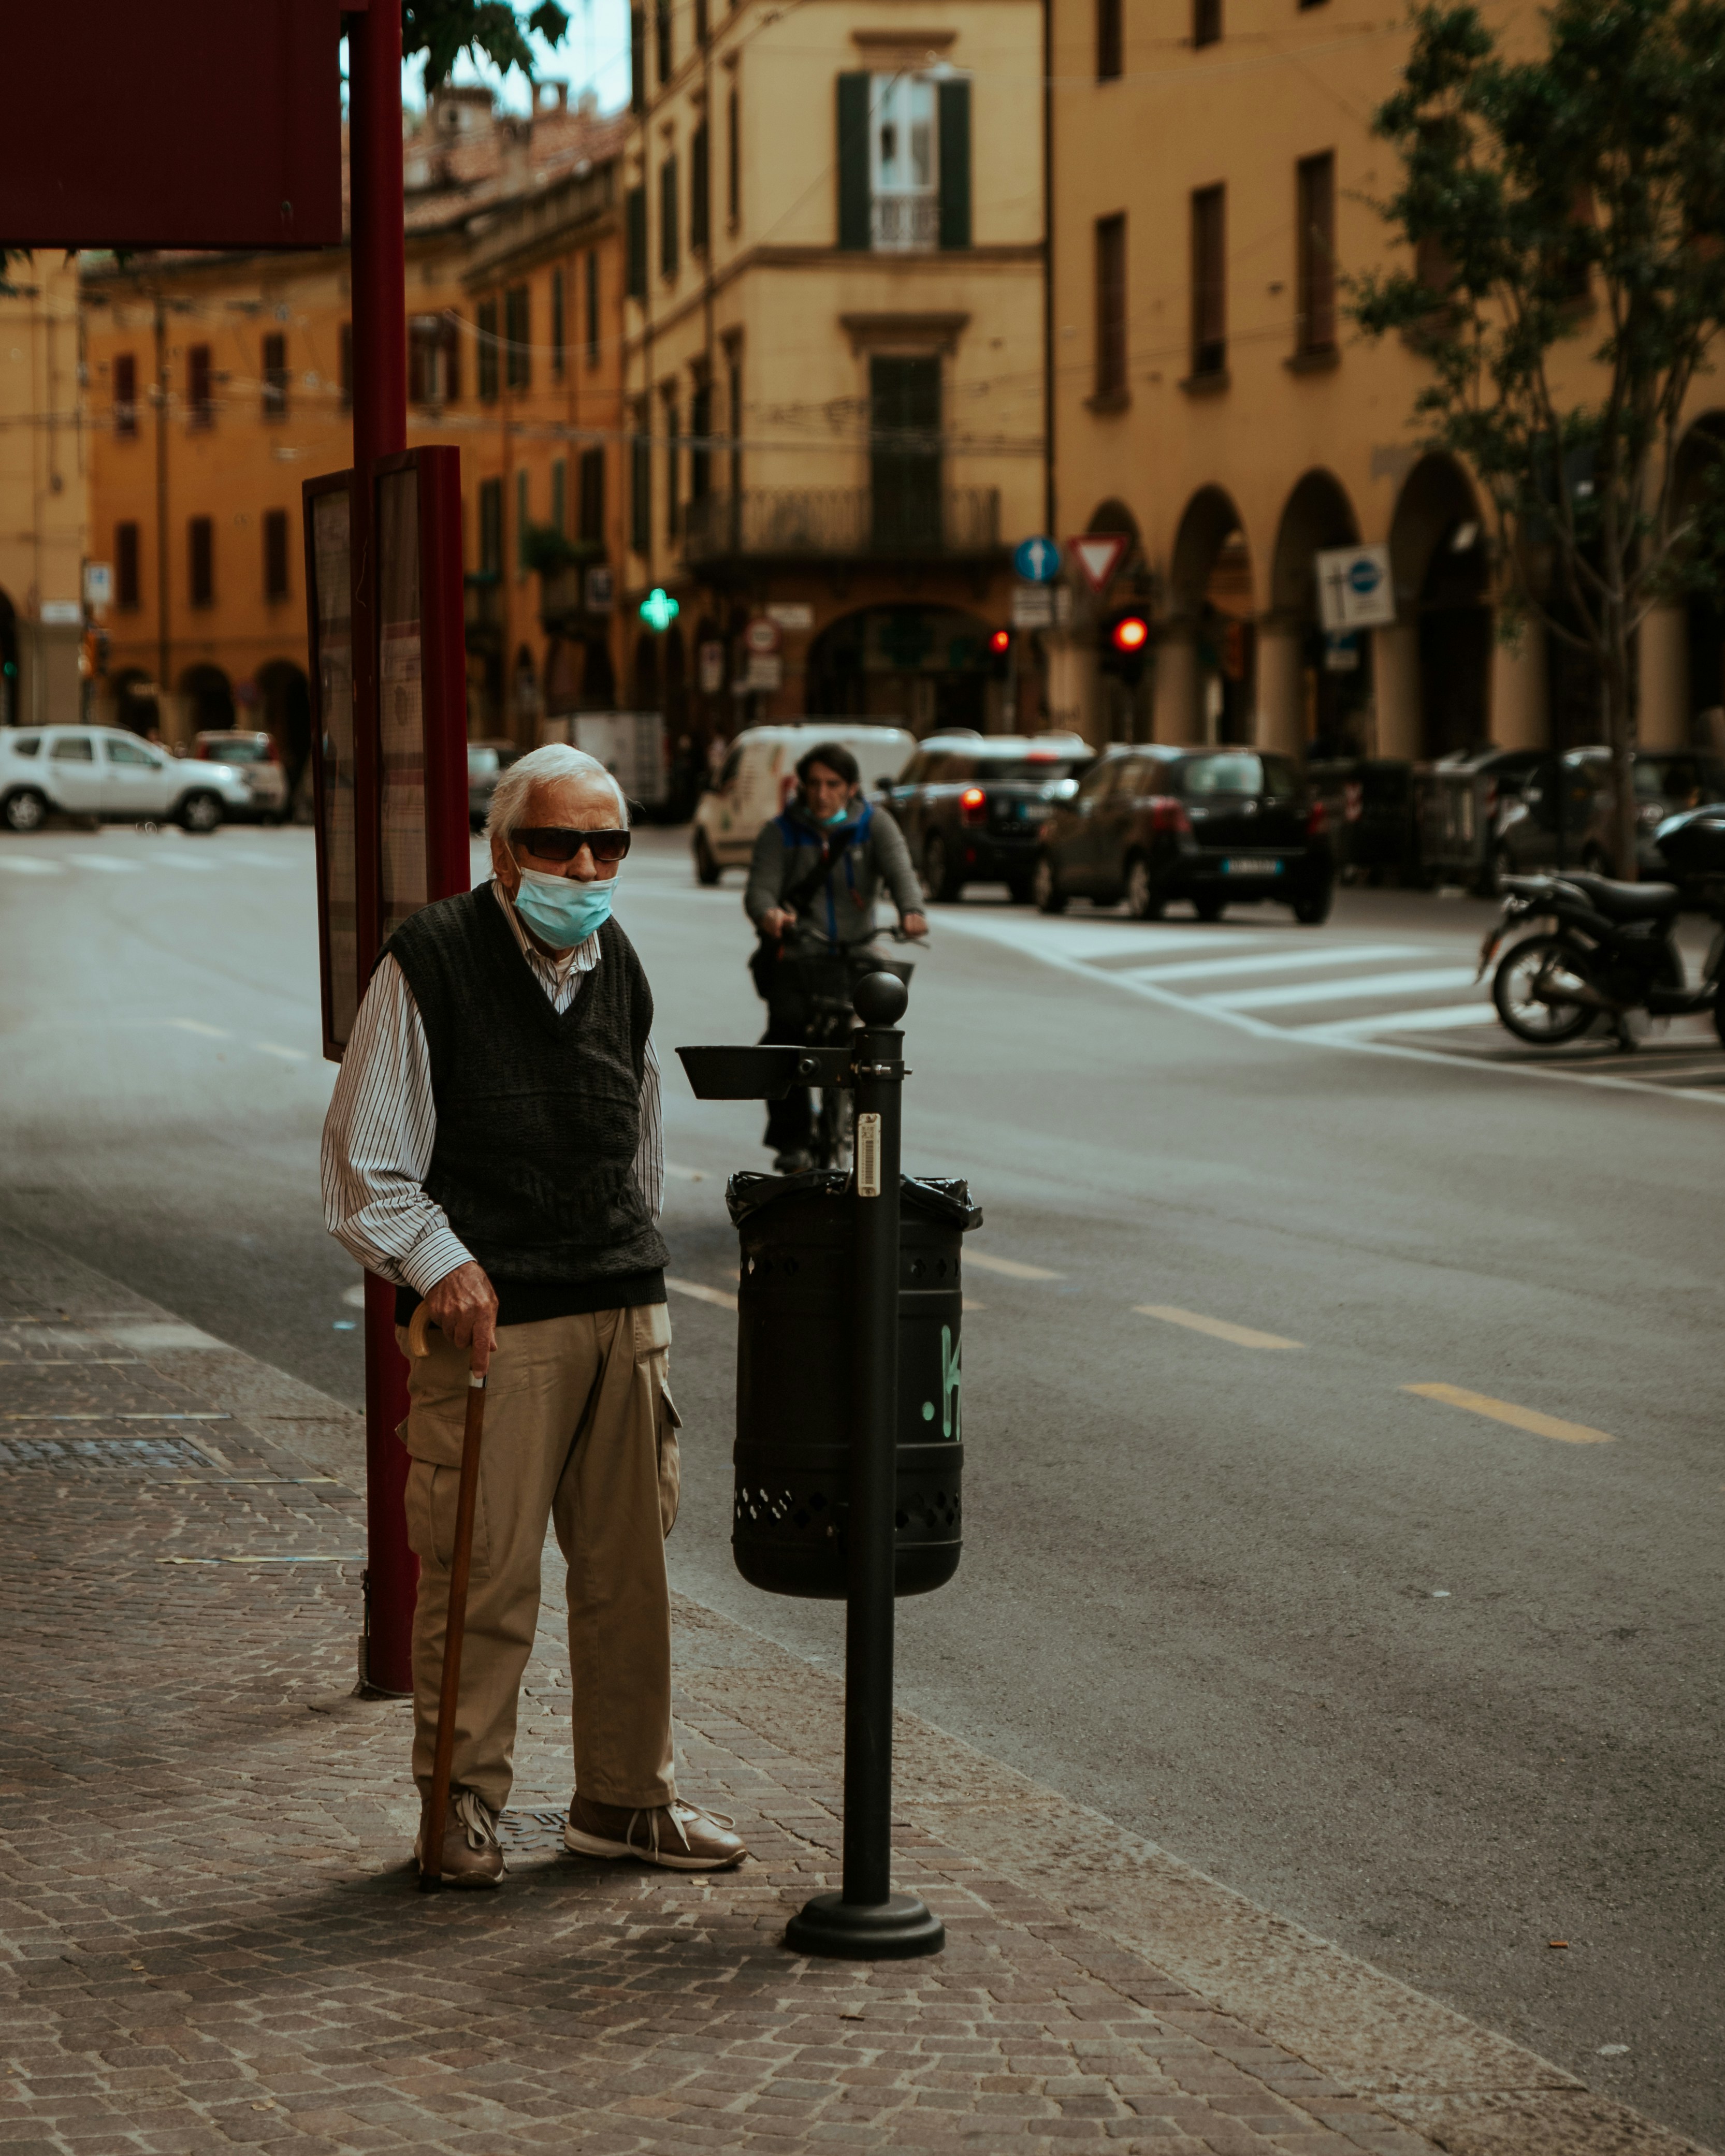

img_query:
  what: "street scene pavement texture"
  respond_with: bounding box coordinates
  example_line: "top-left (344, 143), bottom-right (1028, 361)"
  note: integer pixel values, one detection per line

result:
top-left (2, 1221), bottom-right (1709, 2156)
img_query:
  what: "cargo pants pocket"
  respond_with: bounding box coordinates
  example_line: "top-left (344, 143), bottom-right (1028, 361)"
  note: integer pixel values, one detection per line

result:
top-left (632, 1302), bottom-right (682, 1539)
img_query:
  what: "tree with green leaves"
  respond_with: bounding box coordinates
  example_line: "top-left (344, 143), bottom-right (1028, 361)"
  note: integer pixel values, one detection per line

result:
top-left (1352, 0), bottom-right (1725, 876)
top-left (403, 1), bottom-right (571, 92)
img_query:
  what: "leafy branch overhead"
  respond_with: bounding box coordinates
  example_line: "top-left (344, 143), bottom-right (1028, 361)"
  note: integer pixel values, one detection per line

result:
top-left (402, 2), bottom-right (571, 91)
top-left (1351, 0), bottom-right (1725, 870)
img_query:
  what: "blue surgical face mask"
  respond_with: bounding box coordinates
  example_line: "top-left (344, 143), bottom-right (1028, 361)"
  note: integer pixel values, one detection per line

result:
top-left (511, 865), bottom-right (617, 948)
top-left (824, 804), bottom-right (852, 826)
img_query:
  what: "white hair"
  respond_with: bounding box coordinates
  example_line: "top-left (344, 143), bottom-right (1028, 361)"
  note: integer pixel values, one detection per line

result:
top-left (485, 742), bottom-right (629, 846)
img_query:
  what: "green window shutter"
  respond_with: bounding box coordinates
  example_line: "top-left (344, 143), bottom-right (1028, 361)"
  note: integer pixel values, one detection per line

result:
top-left (938, 79), bottom-right (971, 250)
top-left (836, 72), bottom-right (871, 251)
top-left (626, 186), bottom-right (647, 299)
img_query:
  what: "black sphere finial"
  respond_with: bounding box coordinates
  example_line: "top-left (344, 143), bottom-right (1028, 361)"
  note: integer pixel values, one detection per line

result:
top-left (853, 970), bottom-right (908, 1027)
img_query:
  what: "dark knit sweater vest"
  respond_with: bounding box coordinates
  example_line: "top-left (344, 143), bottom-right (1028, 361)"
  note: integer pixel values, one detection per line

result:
top-left (386, 887), bottom-right (668, 1327)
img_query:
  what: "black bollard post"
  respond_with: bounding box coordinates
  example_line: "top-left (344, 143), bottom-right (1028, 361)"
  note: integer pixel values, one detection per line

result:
top-left (785, 971), bottom-right (944, 1960)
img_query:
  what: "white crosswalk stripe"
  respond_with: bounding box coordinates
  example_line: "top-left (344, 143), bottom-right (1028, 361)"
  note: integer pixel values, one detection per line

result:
top-left (1128, 942), bottom-right (1429, 985)
top-left (1205, 965), bottom-right (1483, 1013)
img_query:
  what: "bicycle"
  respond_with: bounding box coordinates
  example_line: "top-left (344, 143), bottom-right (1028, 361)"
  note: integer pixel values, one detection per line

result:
top-left (773, 934), bottom-right (924, 1173)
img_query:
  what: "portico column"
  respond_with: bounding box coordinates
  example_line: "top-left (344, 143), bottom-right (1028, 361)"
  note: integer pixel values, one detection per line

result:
top-left (1372, 622), bottom-right (1420, 759)
top-left (1637, 605), bottom-right (1689, 750)
top-left (1489, 613), bottom-right (1548, 750)
top-left (1152, 628), bottom-right (1198, 745)
top-left (1255, 620), bottom-right (1302, 756)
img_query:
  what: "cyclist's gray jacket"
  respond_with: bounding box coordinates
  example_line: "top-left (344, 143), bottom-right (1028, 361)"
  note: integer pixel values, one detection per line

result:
top-left (745, 800), bottom-right (922, 953)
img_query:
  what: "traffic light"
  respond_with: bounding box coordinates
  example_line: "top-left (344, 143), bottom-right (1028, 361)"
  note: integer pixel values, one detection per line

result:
top-left (1100, 606), bottom-right (1151, 688)
top-left (987, 627), bottom-right (1012, 680)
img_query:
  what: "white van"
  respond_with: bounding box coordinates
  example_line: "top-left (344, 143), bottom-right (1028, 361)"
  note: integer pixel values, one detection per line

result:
top-left (691, 722), bottom-right (916, 883)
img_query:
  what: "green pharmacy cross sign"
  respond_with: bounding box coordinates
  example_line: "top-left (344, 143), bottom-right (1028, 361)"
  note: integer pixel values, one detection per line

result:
top-left (639, 587), bottom-right (680, 632)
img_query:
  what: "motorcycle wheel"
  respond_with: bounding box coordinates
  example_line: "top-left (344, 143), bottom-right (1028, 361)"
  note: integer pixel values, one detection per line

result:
top-left (1492, 933), bottom-right (1598, 1045)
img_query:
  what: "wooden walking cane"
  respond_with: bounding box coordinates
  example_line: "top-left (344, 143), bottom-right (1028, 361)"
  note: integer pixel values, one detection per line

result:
top-left (408, 1301), bottom-right (488, 1891)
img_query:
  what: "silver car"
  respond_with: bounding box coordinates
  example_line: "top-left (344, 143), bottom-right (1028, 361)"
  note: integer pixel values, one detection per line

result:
top-left (1, 725), bottom-right (252, 833)
top-left (192, 730), bottom-right (291, 822)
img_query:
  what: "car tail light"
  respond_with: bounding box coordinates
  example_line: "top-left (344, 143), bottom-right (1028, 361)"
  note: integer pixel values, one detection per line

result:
top-left (1307, 799), bottom-right (1326, 837)
top-left (1150, 795), bottom-right (1192, 836)
top-left (1484, 779), bottom-right (1499, 819)
top-left (266, 736), bottom-right (281, 763)
top-left (960, 785), bottom-right (987, 826)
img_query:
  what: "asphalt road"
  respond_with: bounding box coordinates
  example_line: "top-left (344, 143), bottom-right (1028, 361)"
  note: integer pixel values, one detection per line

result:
top-left (2, 818), bottom-right (1721, 2146)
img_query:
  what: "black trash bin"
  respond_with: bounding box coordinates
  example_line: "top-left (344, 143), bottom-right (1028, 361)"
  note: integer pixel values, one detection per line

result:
top-left (728, 1169), bottom-right (981, 1600)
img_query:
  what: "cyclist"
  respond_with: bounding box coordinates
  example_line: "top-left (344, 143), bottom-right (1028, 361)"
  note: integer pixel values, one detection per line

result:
top-left (745, 741), bottom-right (927, 1170)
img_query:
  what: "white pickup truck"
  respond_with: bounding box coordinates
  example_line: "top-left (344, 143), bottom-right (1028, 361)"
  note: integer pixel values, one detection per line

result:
top-left (1, 725), bottom-right (253, 834)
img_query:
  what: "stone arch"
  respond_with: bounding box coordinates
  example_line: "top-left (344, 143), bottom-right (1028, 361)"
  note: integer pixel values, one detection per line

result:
top-left (256, 660), bottom-right (312, 812)
top-left (110, 666), bottom-right (158, 737)
top-left (1161, 488), bottom-right (1254, 747)
top-left (178, 662), bottom-right (234, 735)
top-left (1385, 454), bottom-right (1491, 759)
top-left (1264, 470), bottom-right (1369, 757)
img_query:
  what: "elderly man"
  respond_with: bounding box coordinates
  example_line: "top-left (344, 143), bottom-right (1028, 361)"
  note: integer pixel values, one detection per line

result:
top-left (322, 742), bottom-right (744, 1887)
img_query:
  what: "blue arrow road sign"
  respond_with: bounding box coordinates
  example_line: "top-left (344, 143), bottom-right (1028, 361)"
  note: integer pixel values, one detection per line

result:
top-left (1013, 535), bottom-right (1060, 584)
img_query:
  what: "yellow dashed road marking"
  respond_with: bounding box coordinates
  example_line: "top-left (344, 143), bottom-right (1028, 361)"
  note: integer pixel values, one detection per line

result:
top-left (1402, 1382), bottom-right (1615, 1446)
top-left (1135, 1305), bottom-right (1304, 1351)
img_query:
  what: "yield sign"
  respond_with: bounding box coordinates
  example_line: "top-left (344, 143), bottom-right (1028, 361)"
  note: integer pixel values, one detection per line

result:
top-left (1067, 533), bottom-right (1130, 595)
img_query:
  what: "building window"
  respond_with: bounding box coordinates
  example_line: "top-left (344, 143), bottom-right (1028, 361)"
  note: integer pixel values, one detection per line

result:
top-left (262, 331), bottom-right (288, 419)
top-left (550, 269), bottom-right (566, 382)
top-left (410, 314), bottom-right (459, 404)
top-left (579, 446), bottom-right (606, 545)
top-left (477, 298), bottom-right (500, 399)
top-left (1194, 0), bottom-right (1221, 49)
top-left (113, 353), bottom-right (138, 439)
top-left (690, 119), bottom-right (710, 253)
top-left (695, 0), bottom-right (708, 41)
top-left (1097, 0), bottom-right (1123, 78)
top-left (1095, 213), bottom-right (1127, 402)
top-left (516, 470), bottom-right (530, 571)
top-left (186, 344), bottom-right (213, 426)
top-left (339, 322), bottom-right (353, 410)
top-left (264, 508), bottom-right (291, 601)
top-left (664, 394), bottom-right (679, 536)
top-left (585, 249), bottom-right (601, 364)
top-left (655, 0), bottom-right (672, 83)
top-left (690, 377), bottom-right (712, 501)
top-left (630, 414), bottom-right (651, 555)
top-left (631, 4), bottom-right (646, 112)
top-left (838, 74), bottom-right (968, 252)
top-left (505, 285), bottom-right (530, 389)
top-left (550, 458), bottom-right (567, 536)
top-left (869, 355), bottom-right (941, 551)
top-left (189, 516), bottom-right (214, 607)
top-left (728, 352), bottom-right (742, 493)
top-left (1296, 151), bottom-right (1337, 353)
top-left (116, 521), bottom-right (140, 609)
top-left (626, 186), bottom-right (648, 299)
top-left (1191, 183), bottom-right (1227, 377)
top-left (479, 478), bottom-right (503, 577)
top-left (660, 154), bottom-right (680, 279)
top-left (727, 84), bottom-right (740, 227)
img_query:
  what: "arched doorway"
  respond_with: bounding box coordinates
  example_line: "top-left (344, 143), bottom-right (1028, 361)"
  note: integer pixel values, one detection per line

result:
top-left (178, 663), bottom-right (234, 735)
top-left (512, 644), bottom-right (540, 744)
top-left (110, 666), bottom-right (159, 738)
top-left (1674, 413), bottom-right (1725, 747)
top-left (1388, 454), bottom-right (1490, 758)
top-left (1169, 488), bottom-right (1255, 746)
top-left (804, 605), bottom-right (995, 735)
top-left (1269, 470), bottom-right (1369, 757)
top-left (633, 629), bottom-right (661, 711)
top-left (0, 586), bottom-right (17, 727)
top-left (256, 660), bottom-right (312, 814)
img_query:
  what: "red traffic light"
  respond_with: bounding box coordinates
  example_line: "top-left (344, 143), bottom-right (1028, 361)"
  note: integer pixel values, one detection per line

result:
top-left (1110, 614), bottom-right (1150, 653)
top-left (988, 628), bottom-right (1012, 654)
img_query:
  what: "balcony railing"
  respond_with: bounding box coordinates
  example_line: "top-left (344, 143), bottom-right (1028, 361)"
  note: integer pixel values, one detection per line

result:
top-left (871, 193), bottom-right (939, 250)
top-left (682, 487), bottom-right (1001, 564)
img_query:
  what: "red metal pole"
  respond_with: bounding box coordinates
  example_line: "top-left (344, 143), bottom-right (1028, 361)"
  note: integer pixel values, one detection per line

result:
top-left (350, 0), bottom-right (416, 1698)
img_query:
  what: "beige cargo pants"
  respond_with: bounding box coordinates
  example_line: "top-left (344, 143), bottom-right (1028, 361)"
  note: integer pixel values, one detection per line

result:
top-left (397, 1301), bottom-right (682, 1816)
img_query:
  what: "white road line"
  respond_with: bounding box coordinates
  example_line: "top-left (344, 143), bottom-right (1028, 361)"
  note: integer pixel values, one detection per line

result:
top-left (219, 850), bottom-right (295, 867)
top-left (167, 1018), bottom-right (229, 1038)
top-left (1294, 1002), bottom-right (1501, 1039)
top-left (0, 856), bottom-right (64, 875)
top-left (666, 1276), bottom-right (737, 1312)
top-left (66, 854), bottom-right (143, 874)
top-left (1128, 942), bottom-right (1432, 985)
top-left (154, 855), bottom-right (218, 872)
top-left (942, 914), bottom-right (1274, 963)
top-left (1135, 1304), bottom-right (1304, 1351)
top-left (966, 1250), bottom-right (1063, 1280)
top-left (255, 1042), bottom-right (308, 1062)
top-left (1207, 965), bottom-right (1482, 1012)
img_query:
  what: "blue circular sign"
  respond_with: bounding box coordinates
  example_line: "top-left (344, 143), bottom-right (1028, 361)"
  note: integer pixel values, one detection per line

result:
top-left (1347, 557), bottom-right (1382, 595)
top-left (1013, 535), bottom-right (1060, 584)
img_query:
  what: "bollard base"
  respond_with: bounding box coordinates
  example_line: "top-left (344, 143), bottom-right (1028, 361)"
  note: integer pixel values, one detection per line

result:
top-left (785, 1890), bottom-right (945, 1960)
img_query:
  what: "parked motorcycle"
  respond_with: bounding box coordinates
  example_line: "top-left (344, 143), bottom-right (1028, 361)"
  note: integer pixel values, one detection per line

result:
top-left (1478, 869), bottom-right (1725, 1050)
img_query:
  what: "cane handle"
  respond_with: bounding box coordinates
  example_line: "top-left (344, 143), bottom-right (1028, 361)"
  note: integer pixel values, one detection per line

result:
top-left (407, 1301), bottom-right (437, 1360)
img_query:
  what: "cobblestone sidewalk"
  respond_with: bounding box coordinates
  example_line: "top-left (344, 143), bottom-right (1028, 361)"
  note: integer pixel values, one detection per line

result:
top-left (0, 1225), bottom-right (1709, 2156)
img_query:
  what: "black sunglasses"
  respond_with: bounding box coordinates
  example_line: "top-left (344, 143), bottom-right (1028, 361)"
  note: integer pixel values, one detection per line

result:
top-left (513, 826), bottom-right (632, 865)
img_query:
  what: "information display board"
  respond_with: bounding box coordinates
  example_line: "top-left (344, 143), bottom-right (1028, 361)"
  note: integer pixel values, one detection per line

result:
top-left (303, 471), bottom-right (358, 1059)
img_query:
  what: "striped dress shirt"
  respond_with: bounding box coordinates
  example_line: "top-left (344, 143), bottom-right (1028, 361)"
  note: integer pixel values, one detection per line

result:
top-left (321, 880), bottom-right (664, 1294)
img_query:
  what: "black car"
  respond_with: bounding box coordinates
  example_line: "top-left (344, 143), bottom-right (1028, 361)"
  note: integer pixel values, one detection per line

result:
top-left (1033, 746), bottom-right (1335, 923)
top-left (886, 732), bottom-right (1096, 902)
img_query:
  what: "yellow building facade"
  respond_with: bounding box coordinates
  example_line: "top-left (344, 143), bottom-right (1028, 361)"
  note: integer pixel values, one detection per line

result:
top-left (1046, 0), bottom-right (1724, 758)
top-left (0, 254), bottom-right (87, 729)
top-left (624, 0), bottom-right (1046, 746)
top-left (80, 89), bottom-right (630, 793)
